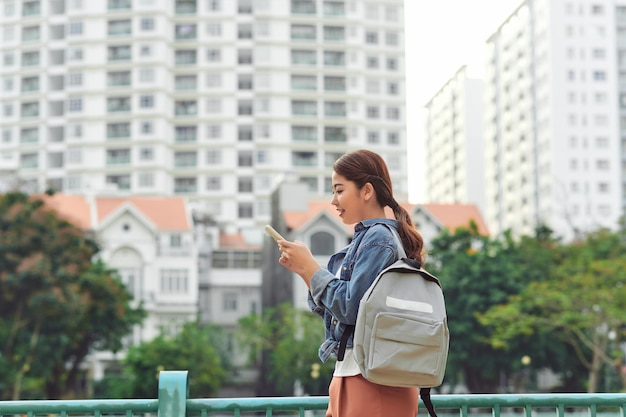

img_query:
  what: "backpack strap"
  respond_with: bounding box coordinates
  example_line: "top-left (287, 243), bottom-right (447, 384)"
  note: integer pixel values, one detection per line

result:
top-left (420, 387), bottom-right (438, 417)
top-left (337, 324), bottom-right (354, 361)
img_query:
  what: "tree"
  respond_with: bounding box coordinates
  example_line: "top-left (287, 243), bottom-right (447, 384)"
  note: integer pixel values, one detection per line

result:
top-left (478, 227), bottom-right (626, 393)
top-left (119, 322), bottom-right (228, 398)
top-left (238, 303), bottom-right (335, 396)
top-left (427, 222), bottom-right (574, 393)
top-left (0, 191), bottom-right (144, 399)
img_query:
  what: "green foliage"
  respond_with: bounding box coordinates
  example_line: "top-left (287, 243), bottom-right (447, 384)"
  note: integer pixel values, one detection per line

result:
top-left (428, 223), bottom-right (576, 393)
top-left (0, 191), bottom-right (144, 399)
top-left (478, 226), bottom-right (626, 393)
top-left (238, 303), bottom-right (334, 396)
top-left (118, 322), bottom-right (228, 398)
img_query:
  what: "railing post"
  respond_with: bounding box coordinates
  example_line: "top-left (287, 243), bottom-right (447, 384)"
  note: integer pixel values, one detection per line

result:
top-left (157, 370), bottom-right (189, 417)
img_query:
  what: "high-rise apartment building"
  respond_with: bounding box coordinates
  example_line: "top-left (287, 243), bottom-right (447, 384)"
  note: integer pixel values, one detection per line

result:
top-left (423, 66), bottom-right (486, 216)
top-left (484, 0), bottom-right (625, 240)
top-left (0, 0), bottom-right (408, 230)
top-left (425, 1), bottom-right (626, 241)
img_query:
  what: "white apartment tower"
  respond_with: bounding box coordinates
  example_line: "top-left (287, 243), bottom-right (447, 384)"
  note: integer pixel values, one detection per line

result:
top-left (0, 0), bottom-right (408, 230)
top-left (484, 0), bottom-right (625, 240)
top-left (423, 66), bottom-right (486, 217)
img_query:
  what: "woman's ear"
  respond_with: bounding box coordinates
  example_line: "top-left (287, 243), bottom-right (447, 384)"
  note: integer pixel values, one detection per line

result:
top-left (362, 182), bottom-right (375, 201)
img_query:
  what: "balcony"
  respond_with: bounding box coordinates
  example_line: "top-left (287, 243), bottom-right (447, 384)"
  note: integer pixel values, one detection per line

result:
top-left (22, 1), bottom-right (41, 16)
top-left (108, 0), bottom-right (131, 10)
top-left (292, 0), bottom-right (316, 14)
top-left (176, 0), bottom-right (197, 14)
top-left (107, 98), bottom-right (131, 113)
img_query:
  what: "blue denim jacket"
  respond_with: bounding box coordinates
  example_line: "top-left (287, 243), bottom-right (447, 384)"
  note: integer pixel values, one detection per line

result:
top-left (307, 218), bottom-right (402, 362)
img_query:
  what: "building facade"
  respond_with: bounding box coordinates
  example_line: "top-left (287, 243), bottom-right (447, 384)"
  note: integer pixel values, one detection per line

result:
top-left (0, 0), bottom-right (409, 232)
top-left (484, 0), bottom-right (625, 240)
top-left (423, 66), bottom-right (486, 217)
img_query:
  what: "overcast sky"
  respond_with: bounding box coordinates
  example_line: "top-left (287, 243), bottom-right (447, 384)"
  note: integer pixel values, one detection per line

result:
top-left (403, 0), bottom-right (522, 202)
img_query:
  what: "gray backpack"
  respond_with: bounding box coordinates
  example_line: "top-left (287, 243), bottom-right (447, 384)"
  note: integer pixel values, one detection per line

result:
top-left (338, 226), bottom-right (449, 417)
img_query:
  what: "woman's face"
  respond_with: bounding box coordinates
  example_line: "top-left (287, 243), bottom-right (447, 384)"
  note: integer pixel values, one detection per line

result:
top-left (331, 172), bottom-right (367, 224)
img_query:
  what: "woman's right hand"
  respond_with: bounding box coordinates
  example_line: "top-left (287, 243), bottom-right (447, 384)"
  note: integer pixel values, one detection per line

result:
top-left (277, 240), bottom-right (320, 287)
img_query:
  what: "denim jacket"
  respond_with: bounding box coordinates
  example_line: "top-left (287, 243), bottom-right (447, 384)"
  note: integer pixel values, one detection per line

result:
top-left (307, 218), bottom-right (402, 362)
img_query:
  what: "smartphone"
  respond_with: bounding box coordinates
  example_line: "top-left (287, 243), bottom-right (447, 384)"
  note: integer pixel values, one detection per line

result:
top-left (264, 224), bottom-right (285, 242)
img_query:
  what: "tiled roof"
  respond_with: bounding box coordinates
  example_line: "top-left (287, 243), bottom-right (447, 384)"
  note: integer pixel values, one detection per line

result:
top-left (281, 199), bottom-right (489, 236)
top-left (420, 203), bottom-right (490, 235)
top-left (42, 193), bottom-right (92, 229)
top-left (95, 197), bottom-right (190, 230)
top-left (41, 194), bottom-right (190, 231)
top-left (219, 233), bottom-right (261, 250)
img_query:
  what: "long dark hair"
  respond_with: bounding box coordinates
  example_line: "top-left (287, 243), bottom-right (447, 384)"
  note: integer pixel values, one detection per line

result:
top-left (333, 149), bottom-right (425, 264)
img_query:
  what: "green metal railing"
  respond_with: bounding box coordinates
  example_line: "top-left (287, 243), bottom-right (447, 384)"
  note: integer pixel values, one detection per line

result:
top-left (2, 371), bottom-right (626, 417)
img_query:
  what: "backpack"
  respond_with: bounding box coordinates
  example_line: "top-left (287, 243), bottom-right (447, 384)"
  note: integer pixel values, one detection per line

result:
top-left (338, 225), bottom-right (449, 417)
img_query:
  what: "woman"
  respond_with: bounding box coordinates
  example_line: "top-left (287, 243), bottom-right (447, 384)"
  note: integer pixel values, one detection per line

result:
top-left (276, 149), bottom-right (425, 417)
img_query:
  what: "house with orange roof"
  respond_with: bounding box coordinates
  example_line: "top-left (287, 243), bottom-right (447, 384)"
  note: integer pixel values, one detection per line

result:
top-left (42, 193), bottom-right (198, 380)
top-left (413, 203), bottom-right (490, 247)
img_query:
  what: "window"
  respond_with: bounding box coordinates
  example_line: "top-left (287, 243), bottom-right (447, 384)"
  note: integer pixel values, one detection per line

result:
top-left (387, 57), bottom-right (398, 70)
top-left (238, 49), bottom-right (253, 64)
top-left (291, 24), bottom-right (316, 40)
top-left (206, 124), bottom-right (222, 139)
top-left (238, 74), bottom-right (253, 90)
top-left (175, 75), bottom-right (197, 90)
top-left (174, 151), bottom-right (197, 167)
top-left (108, 70), bottom-right (131, 87)
top-left (206, 48), bottom-right (221, 62)
top-left (141, 121), bottom-right (153, 134)
top-left (367, 56), bottom-right (379, 69)
top-left (386, 106), bottom-right (400, 120)
top-left (175, 49), bottom-right (196, 65)
top-left (140, 147), bottom-right (154, 160)
top-left (324, 76), bottom-right (345, 91)
top-left (139, 68), bottom-right (154, 82)
top-left (174, 177), bottom-right (197, 193)
top-left (68, 97), bottom-right (83, 112)
top-left (324, 126), bottom-right (346, 143)
top-left (238, 100), bottom-right (253, 115)
top-left (292, 151), bottom-right (317, 167)
top-left (175, 126), bottom-right (197, 142)
top-left (108, 45), bottom-right (131, 61)
top-left (238, 150), bottom-right (253, 167)
top-left (160, 269), bottom-right (189, 294)
top-left (105, 174), bottom-right (130, 190)
top-left (141, 17), bottom-right (155, 31)
top-left (324, 25), bottom-right (344, 41)
top-left (141, 174), bottom-right (156, 191)
top-left (139, 94), bottom-right (154, 108)
top-left (238, 125), bottom-right (253, 141)
top-left (106, 148), bottom-right (131, 165)
top-left (365, 31), bottom-right (378, 44)
top-left (67, 73), bottom-right (83, 86)
top-left (107, 122), bottom-right (131, 139)
top-left (206, 22), bottom-right (222, 36)
top-left (367, 105), bottom-right (379, 118)
top-left (108, 96), bottom-right (131, 112)
top-left (292, 100), bottom-right (317, 116)
top-left (291, 75), bottom-right (317, 91)
top-left (206, 73), bottom-right (222, 87)
top-left (238, 23), bottom-right (253, 39)
top-left (68, 21), bottom-right (83, 35)
top-left (206, 176), bottom-right (221, 191)
top-left (238, 202), bottom-right (253, 219)
top-left (108, 19), bottom-right (132, 36)
top-left (176, 23), bottom-right (197, 40)
top-left (291, 49), bottom-right (316, 65)
top-left (593, 71), bottom-right (606, 81)
top-left (367, 130), bottom-right (379, 144)
top-left (175, 100), bottom-right (197, 116)
top-left (324, 51), bottom-right (344, 66)
top-left (223, 292), bottom-right (238, 311)
top-left (292, 125), bottom-right (316, 142)
top-left (238, 176), bottom-right (253, 193)
top-left (385, 31), bottom-right (398, 46)
top-left (311, 231), bottom-right (334, 255)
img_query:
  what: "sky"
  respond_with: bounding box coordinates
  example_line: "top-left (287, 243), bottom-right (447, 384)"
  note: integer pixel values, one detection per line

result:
top-left (403, 0), bottom-right (522, 202)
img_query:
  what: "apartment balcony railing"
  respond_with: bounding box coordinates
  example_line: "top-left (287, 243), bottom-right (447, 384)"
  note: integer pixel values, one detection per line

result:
top-left (2, 371), bottom-right (626, 417)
